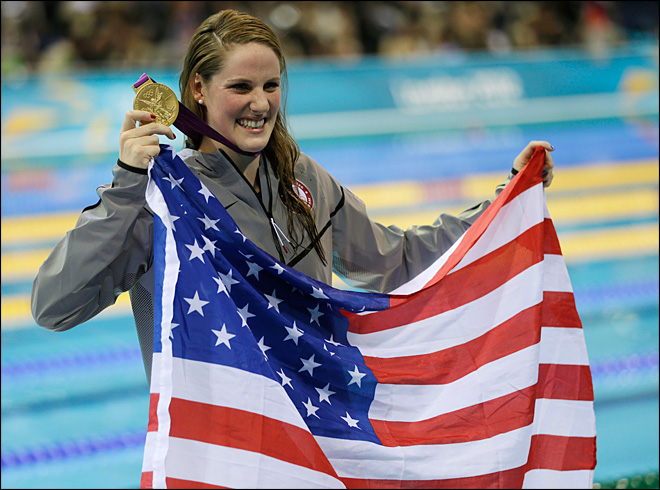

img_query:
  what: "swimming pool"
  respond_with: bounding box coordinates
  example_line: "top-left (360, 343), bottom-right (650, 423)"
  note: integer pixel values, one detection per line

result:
top-left (2, 116), bottom-right (658, 488)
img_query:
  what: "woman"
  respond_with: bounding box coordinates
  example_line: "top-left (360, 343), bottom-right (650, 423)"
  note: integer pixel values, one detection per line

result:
top-left (31, 9), bottom-right (555, 381)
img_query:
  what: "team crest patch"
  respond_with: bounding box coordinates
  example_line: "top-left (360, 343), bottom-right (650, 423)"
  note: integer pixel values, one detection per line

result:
top-left (281, 180), bottom-right (313, 209)
top-left (294, 181), bottom-right (313, 209)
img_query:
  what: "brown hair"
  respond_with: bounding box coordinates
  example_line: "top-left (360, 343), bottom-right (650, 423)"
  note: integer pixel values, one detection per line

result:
top-left (179, 9), bottom-right (325, 265)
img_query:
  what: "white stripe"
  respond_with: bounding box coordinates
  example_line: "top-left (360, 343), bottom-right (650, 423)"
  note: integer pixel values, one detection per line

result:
top-left (533, 399), bottom-right (596, 438)
top-left (389, 183), bottom-right (545, 296)
top-left (543, 254), bottom-right (574, 292)
top-left (163, 437), bottom-right (345, 488)
top-left (369, 344), bottom-right (540, 421)
top-left (453, 184), bottom-right (545, 273)
top-left (389, 232), bottom-right (466, 295)
top-left (141, 432), bottom-right (157, 473)
top-left (523, 469), bottom-right (594, 489)
top-left (539, 327), bottom-right (590, 366)
top-left (317, 425), bottom-right (534, 481)
top-left (543, 200), bottom-right (552, 220)
top-left (145, 163), bottom-right (180, 489)
top-left (151, 355), bottom-right (309, 432)
top-left (349, 261), bottom-right (545, 358)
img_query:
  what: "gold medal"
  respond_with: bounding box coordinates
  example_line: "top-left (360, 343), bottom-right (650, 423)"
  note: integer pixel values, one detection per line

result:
top-left (132, 77), bottom-right (179, 126)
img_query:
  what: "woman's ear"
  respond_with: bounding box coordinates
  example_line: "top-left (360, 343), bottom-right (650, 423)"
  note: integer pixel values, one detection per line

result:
top-left (192, 73), bottom-right (204, 103)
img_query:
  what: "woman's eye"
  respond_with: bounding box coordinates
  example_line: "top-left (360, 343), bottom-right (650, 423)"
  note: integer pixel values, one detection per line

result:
top-left (265, 82), bottom-right (280, 91)
top-left (231, 83), bottom-right (249, 91)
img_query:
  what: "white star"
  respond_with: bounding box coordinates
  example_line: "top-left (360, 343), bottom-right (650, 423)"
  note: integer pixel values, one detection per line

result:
top-left (245, 261), bottom-right (262, 280)
top-left (347, 365), bottom-right (366, 388)
top-left (308, 304), bottom-right (324, 325)
top-left (271, 263), bottom-right (285, 275)
top-left (239, 251), bottom-right (253, 260)
top-left (163, 173), bottom-right (183, 190)
top-left (283, 321), bottom-right (304, 345)
top-left (340, 411), bottom-right (360, 429)
top-left (315, 383), bottom-right (335, 404)
top-left (168, 322), bottom-right (179, 340)
top-left (325, 334), bottom-right (342, 347)
top-left (234, 228), bottom-right (247, 242)
top-left (198, 182), bottom-right (215, 203)
top-left (257, 336), bottom-right (271, 360)
top-left (169, 215), bottom-right (180, 232)
top-left (185, 239), bottom-right (205, 263)
top-left (299, 354), bottom-right (321, 377)
top-left (237, 304), bottom-right (255, 327)
top-left (213, 275), bottom-right (227, 295)
top-left (217, 269), bottom-right (239, 293)
top-left (198, 213), bottom-right (220, 231)
top-left (212, 324), bottom-right (235, 348)
top-left (265, 290), bottom-right (283, 313)
top-left (323, 344), bottom-right (336, 356)
top-left (201, 235), bottom-right (218, 258)
top-left (302, 397), bottom-right (320, 419)
top-left (311, 286), bottom-right (329, 299)
top-left (277, 369), bottom-right (293, 389)
top-left (183, 291), bottom-right (209, 316)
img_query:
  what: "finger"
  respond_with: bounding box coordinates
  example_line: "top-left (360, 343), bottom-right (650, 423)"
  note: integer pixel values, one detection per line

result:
top-left (121, 110), bottom-right (156, 133)
top-left (125, 120), bottom-right (176, 140)
top-left (543, 173), bottom-right (554, 188)
top-left (129, 134), bottom-right (162, 148)
top-left (544, 149), bottom-right (555, 169)
top-left (528, 140), bottom-right (554, 154)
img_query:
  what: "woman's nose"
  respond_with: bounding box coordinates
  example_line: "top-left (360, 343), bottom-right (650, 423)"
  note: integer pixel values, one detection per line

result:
top-left (250, 90), bottom-right (269, 113)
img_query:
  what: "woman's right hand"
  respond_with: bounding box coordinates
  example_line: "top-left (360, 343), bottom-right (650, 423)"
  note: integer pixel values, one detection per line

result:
top-left (119, 110), bottom-right (176, 170)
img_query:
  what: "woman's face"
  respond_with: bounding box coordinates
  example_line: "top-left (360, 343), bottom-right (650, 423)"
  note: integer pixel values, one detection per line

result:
top-left (196, 42), bottom-right (282, 155)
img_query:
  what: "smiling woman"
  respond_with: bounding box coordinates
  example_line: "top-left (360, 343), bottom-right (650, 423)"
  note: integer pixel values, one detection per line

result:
top-left (177, 10), bottom-right (324, 265)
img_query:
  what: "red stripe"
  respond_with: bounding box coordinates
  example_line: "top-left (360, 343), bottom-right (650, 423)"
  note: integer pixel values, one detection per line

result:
top-left (147, 393), bottom-right (159, 433)
top-left (339, 468), bottom-right (524, 489)
top-left (346, 221), bottom-right (546, 334)
top-left (542, 291), bottom-right (582, 328)
top-left (165, 477), bottom-right (227, 489)
top-left (371, 364), bottom-right (593, 446)
top-left (526, 434), bottom-right (597, 471)
top-left (543, 218), bottom-right (563, 255)
top-left (364, 304), bottom-right (541, 385)
top-left (167, 398), bottom-right (339, 479)
top-left (538, 364), bottom-right (594, 401)
top-left (338, 435), bottom-right (595, 488)
top-left (143, 475), bottom-right (228, 489)
top-left (140, 471), bottom-right (153, 489)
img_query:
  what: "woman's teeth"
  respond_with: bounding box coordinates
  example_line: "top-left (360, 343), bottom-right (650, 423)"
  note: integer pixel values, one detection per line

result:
top-left (237, 119), bottom-right (265, 129)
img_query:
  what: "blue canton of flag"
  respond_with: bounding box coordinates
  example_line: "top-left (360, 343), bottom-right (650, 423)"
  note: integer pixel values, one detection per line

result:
top-left (141, 144), bottom-right (596, 489)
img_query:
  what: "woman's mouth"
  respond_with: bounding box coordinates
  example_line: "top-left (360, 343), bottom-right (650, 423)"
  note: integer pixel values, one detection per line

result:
top-left (237, 118), bottom-right (266, 130)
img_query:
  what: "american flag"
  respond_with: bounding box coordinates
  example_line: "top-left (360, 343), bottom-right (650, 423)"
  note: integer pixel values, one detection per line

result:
top-left (140, 145), bottom-right (596, 489)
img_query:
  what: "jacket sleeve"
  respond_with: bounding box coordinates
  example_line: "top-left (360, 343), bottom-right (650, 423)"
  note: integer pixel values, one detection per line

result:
top-left (331, 174), bottom-right (513, 294)
top-left (31, 162), bottom-right (153, 331)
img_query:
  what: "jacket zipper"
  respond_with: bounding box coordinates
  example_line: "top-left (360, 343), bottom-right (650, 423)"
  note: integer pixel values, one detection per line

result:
top-left (219, 149), bottom-right (288, 263)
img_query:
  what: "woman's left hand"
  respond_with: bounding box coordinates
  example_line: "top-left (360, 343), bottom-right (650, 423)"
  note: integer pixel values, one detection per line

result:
top-left (513, 140), bottom-right (555, 188)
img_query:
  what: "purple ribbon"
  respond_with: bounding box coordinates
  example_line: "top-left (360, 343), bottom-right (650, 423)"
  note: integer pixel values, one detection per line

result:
top-left (134, 73), bottom-right (260, 157)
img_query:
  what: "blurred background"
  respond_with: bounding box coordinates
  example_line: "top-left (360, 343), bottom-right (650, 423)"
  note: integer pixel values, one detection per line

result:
top-left (1, 1), bottom-right (658, 488)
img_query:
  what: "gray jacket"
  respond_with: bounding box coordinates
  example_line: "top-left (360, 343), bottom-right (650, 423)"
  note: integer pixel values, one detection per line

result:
top-left (31, 148), bottom-right (510, 380)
